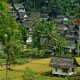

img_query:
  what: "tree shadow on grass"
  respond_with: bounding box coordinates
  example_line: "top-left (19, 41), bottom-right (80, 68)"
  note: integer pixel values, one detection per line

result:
top-left (41, 71), bottom-right (53, 77)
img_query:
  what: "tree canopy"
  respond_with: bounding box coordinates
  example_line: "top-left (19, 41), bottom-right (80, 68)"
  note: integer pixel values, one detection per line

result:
top-left (0, 0), bottom-right (22, 66)
top-left (33, 19), bottom-right (68, 55)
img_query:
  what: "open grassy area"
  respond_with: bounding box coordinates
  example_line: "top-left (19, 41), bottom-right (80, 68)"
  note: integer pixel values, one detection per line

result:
top-left (12, 58), bottom-right (51, 72)
top-left (0, 70), bottom-right (23, 78)
top-left (0, 58), bottom-right (60, 80)
top-left (0, 57), bottom-right (80, 80)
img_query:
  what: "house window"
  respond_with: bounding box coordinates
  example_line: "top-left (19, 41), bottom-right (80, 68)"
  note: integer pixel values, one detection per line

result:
top-left (62, 68), bottom-right (68, 73)
top-left (72, 68), bottom-right (74, 72)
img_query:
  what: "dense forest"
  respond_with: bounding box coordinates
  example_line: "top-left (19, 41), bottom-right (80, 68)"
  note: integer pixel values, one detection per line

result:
top-left (7, 0), bottom-right (80, 17)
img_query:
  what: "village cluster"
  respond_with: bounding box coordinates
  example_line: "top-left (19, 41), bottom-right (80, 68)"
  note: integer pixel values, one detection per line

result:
top-left (0, 1), bottom-right (80, 79)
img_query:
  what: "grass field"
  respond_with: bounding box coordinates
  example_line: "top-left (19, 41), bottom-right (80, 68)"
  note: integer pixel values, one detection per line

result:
top-left (0, 57), bottom-right (80, 80)
top-left (0, 70), bottom-right (23, 78)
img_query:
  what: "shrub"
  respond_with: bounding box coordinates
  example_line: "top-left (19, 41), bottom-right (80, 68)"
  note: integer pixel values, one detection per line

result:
top-left (20, 49), bottom-right (33, 58)
top-left (61, 76), bottom-right (72, 80)
top-left (13, 58), bottom-right (29, 65)
top-left (0, 53), bottom-right (6, 59)
top-left (23, 68), bottom-right (37, 80)
top-left (0, 59), bottom-right (6, 64)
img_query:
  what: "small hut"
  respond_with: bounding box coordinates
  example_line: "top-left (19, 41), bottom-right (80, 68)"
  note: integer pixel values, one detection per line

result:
top-left (49, 57), bottom-right (80, 76)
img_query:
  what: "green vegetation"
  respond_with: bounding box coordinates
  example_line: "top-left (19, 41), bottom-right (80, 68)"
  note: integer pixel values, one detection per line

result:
top-left (0, 70), bottom-right (23, 78)
top-left (23, 68), bottom-right (37, 80)
top-left (33, 19), bottom-right (68, 56)
top-left (0, 0), bottom-right (22, 69)
top-left (0, 58), bottom-right (80, 80)
top-left (7, 0), bottom-right (80, 17)
top-left (0, 58), bottom-right (58, 80)
top-left (0, 59), bottom-right (6, 64)
top-left (0, 0), bottom-right (80, 80)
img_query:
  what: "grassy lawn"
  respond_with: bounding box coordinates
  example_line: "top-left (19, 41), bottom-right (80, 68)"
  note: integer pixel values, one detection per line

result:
top-left (0, 57), bottom-right (80, 80)
top-left (12, 58), bottom-right (51, 72)
top-left (0, 58), bottom-right (60, 80)
top-left (0, 70), bottom-right (23, 78)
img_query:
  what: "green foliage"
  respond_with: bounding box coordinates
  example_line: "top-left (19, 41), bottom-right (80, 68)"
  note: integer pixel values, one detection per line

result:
top-left (20, 48), bottom-right (45, 58)
top-left (32, 48), bottom-right (45, 57)
top-left (0, 1), bottom-right (22, 66)
top-left (0, 53), bottom-right (6, 59)
top-left (61, 76), bottom-right (72, 80)
top-left (13, 58), bottom-right (29, 65)
top-left (7, 0), bottom-right (80, 18)
top-left (23, 49), bottom-right (33, 57)
top-left (0, 59), bottom-right (6, 64)
top-left (23, 67), bottom-right (52, 80)
top-left (0, 70), bottom-right (23, 78)
top-left (23, 68), bottom-right (37, 80)
top-left (33, 19), bottom-right (68, 56)
top-left (0, 0), bottom-right (9, 14)
top-left (20, 24), bottom-right (29, 44)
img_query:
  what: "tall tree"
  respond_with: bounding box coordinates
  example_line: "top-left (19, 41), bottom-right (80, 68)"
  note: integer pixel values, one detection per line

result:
top-left (0, 0), bottom-right (22, 68)
top-left (33, 19), bottom-right (68, 55)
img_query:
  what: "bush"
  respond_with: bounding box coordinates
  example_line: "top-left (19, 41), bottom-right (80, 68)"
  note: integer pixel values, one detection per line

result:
top-left (61, 76), bottom-right (72, 80)
top-left (19, 49), bottom-right (33, 58)
top-left (13, 58), bottom-right (29, 65)
top-left (0, 59), bottom-right (6, 64)
top-left (0, 53), bottom-right (6, 59)
top-left (32, 48), bottom-right (45, 58)
top-left (23, 68), bottom-right (37, 80)
top-left (16, 48), bottom-right (46, 58)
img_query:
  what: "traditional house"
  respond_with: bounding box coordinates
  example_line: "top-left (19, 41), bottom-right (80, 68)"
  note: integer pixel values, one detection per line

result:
top-left (49, 57), bottom-right (80, 76)
top-left (40, 13), bottom-right (49, 21)
top-left (54, 16), bottom-right (80, 54)
top-left (13, 3), bottom-right (24, 10)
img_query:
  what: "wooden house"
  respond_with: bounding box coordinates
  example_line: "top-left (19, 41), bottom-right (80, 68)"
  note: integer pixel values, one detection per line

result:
top-left (54, 16), bottom-right (80, 54)
top-left (49, 57), bottom-right (80, 76)
top-left (13, 3), bottom-right (24, 10)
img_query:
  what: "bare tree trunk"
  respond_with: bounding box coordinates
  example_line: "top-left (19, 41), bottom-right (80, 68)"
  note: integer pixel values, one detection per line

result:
top-left (6, 58), bottom-right (8, 80)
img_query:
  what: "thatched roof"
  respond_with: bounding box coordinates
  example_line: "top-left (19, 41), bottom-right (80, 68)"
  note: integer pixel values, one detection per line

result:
top-left (73, 19), bottom-right (80, 26)
top-left (50, 57), bottom-right (80, 68)
top-left (13, 3), bottom-right (24, 10)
